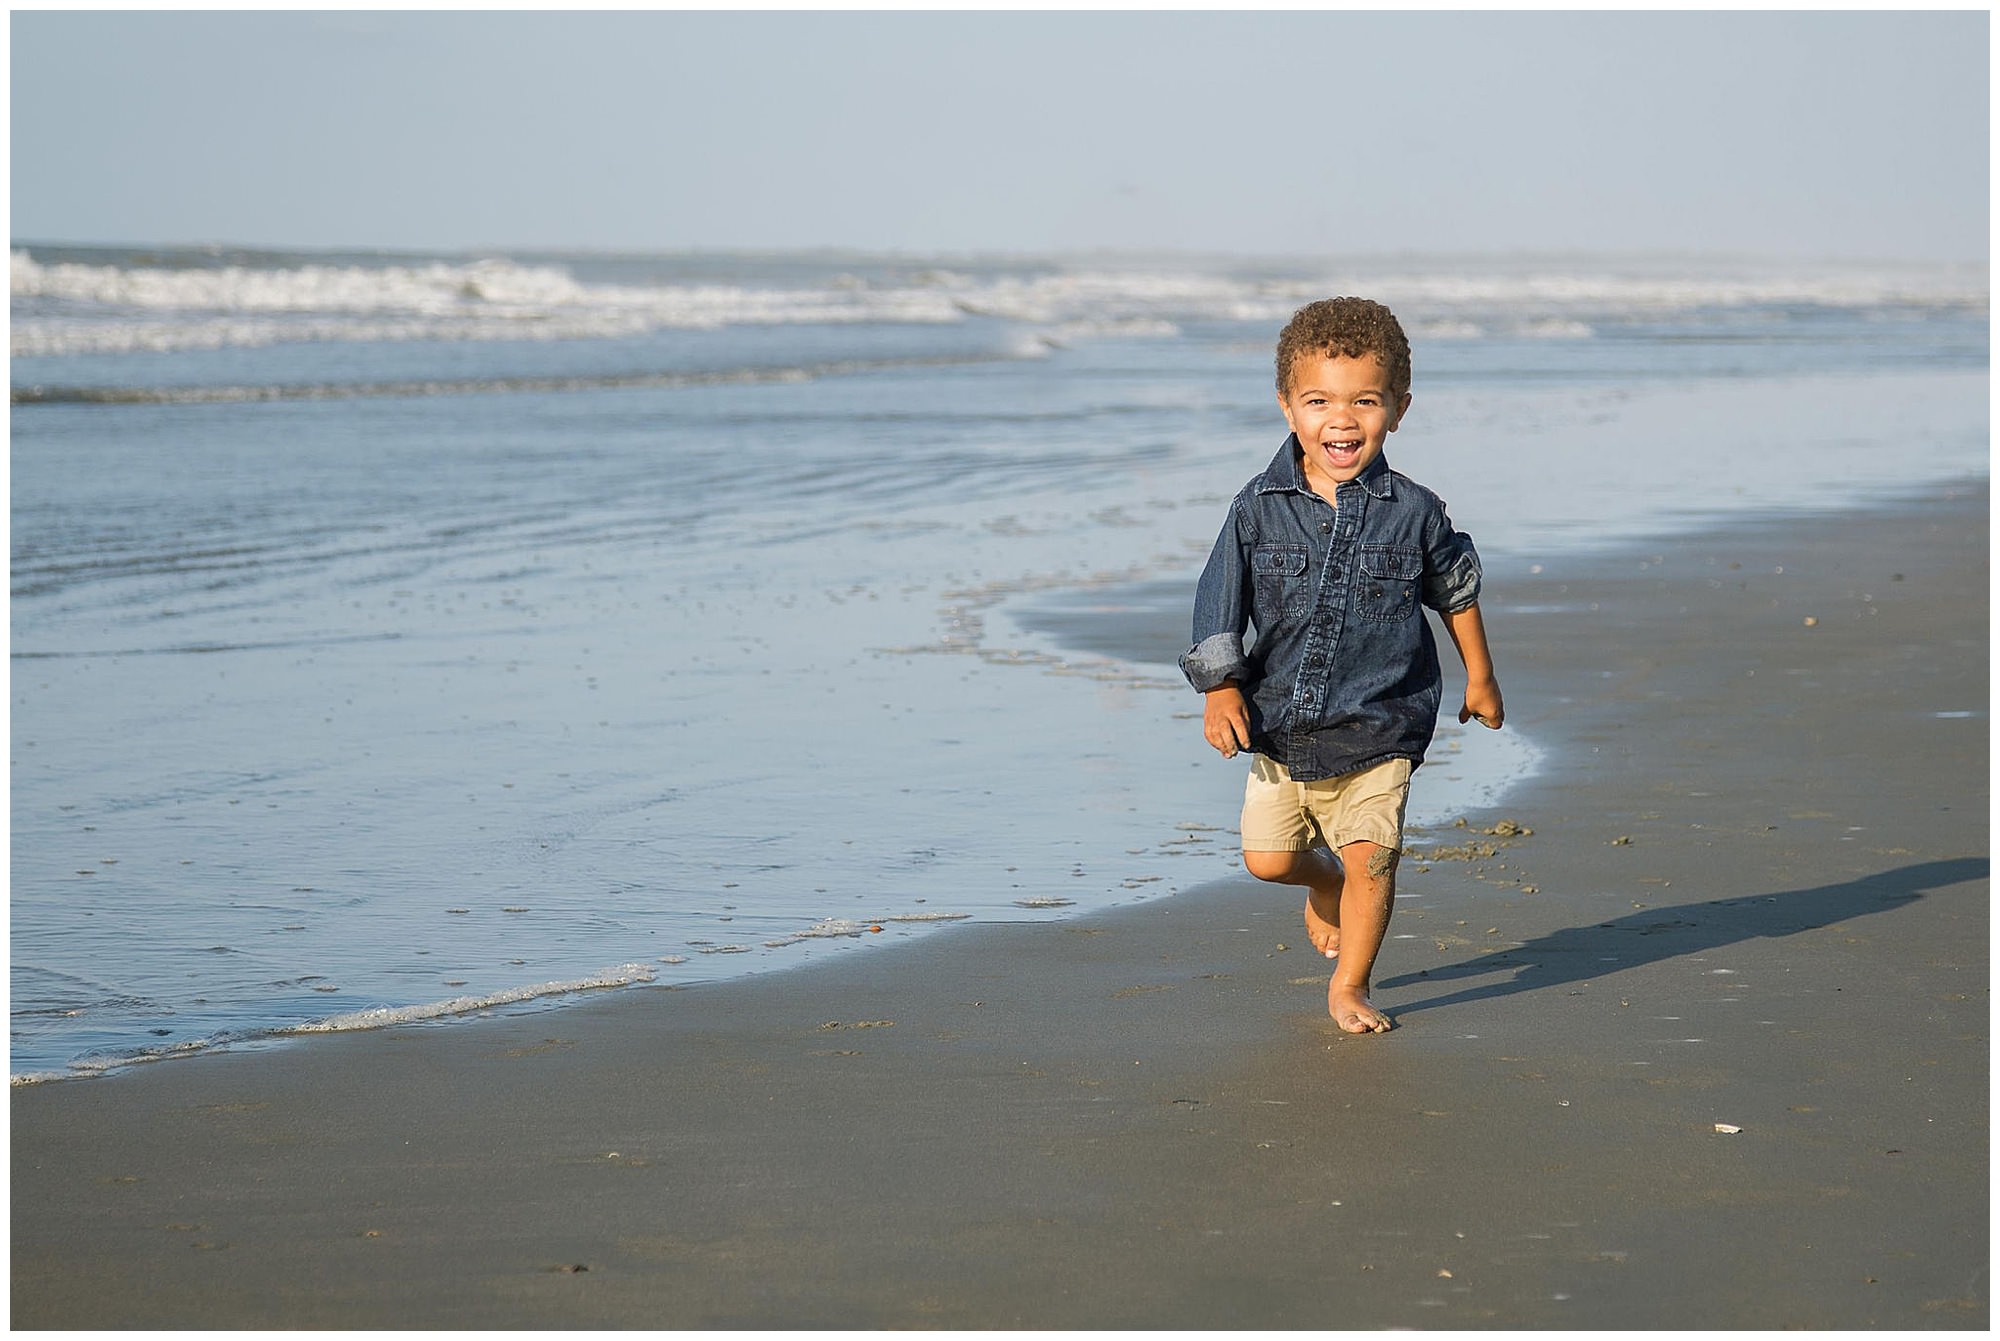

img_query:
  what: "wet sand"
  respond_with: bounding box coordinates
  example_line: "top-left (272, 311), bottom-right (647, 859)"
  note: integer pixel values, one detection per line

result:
top-left (12, 481), bottom-right (1988, 1328)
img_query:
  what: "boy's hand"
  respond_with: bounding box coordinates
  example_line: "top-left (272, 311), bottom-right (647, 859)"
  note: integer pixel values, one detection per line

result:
top-left (1459, 677), bottom-right (1505, 730)
top-left (1203, 684), bottom-right (1251, 758)
top-left (1443, 603), bottom-right (1502, 730)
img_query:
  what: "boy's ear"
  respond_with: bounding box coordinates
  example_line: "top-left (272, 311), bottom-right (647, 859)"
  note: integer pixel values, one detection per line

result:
top-left (1390, 392), bottom-right (1413, 430)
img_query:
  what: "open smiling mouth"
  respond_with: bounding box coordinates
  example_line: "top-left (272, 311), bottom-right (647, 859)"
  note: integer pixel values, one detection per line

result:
top-left (1322, 439), bottom-right (1364, 463)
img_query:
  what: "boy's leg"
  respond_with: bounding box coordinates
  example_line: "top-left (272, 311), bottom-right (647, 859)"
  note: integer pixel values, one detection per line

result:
top-left (1285, 757), bottom-right (1411, 1034)
top-left (1241, 848), bottom-right (1345, 959)
top-left (1239, 755), bottom-right (1347, 958)
top-left (1326, 839), bottom-right (1398, 1034)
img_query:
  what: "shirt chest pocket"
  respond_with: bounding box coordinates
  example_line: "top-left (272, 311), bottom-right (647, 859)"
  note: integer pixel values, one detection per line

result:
top-left (1357, 545), bottom-right (1422, 622)
top-left (1251, 543), bottom-right (1311, 618)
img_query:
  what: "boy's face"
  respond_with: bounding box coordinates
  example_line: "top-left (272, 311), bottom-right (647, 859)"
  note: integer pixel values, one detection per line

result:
top-left (1279, 352), bottom-right (1411, 497)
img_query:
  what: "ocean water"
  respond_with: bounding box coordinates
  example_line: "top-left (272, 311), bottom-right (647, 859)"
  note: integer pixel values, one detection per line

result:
top-left (11, 245), bottom-right (1987, 1082)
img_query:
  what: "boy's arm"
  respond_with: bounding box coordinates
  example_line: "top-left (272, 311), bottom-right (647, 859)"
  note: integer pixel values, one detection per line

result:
top-left (1443, 602), bottom-right (1504, 729)
top-left (1181, 502), bottom-right (1255, 758)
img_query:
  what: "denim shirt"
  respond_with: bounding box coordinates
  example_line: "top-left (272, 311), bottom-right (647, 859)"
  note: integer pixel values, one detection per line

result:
top-left (1180, 437), bottom-right (1483, 782)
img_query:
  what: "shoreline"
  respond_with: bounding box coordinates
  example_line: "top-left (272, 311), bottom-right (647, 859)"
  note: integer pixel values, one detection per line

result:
top-left (13, 480), bottom-right (1988, 1327)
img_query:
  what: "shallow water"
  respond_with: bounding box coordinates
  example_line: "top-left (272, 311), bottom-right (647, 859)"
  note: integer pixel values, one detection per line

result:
top-left (10, 246), bottom-right (1987, 1080)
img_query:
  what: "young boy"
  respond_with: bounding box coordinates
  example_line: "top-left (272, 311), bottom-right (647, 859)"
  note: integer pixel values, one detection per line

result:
top-left (1180, 297), bottom-right (1504, 1035)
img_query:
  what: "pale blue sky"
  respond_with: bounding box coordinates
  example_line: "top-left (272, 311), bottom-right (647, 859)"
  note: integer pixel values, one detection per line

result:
top-left (10, 9), bottom-right (1990, 260)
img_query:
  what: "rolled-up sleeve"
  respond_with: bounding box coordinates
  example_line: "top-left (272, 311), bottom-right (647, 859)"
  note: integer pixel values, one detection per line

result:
top-left (1421, 503), bottom-right (1483, 615)
top-left (1181, 631), bottom-right (1247, 692)
top-left (1180, 502), bottom-right (1253, 692)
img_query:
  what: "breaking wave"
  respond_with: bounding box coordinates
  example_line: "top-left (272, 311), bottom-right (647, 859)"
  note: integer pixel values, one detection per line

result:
top-left (14, 247), bottom-right (1986, 358)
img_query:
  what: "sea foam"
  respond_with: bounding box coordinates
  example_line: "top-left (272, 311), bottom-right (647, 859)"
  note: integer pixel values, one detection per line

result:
top-left (10, 962), bottom-right (667, 1082)
top-left (13, 248), bottom-right (1984, 358)
top-left (284, 962), bottom-right (658, 1033)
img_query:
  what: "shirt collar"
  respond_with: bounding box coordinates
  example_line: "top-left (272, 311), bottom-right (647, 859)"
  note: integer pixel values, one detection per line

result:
top-left (1257, 434), bottom-right (1395, 501)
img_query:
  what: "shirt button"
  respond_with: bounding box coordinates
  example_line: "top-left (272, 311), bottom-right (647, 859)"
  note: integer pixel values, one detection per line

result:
top-left (1332, 565), bottom-right (1344, 579)
top-left (1319, 521), bottom-right (1332, 533)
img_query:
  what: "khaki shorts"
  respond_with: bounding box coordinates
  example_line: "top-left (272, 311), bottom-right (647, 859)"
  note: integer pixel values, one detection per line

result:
top-left (1240, 754), bottom-right (1413, 854)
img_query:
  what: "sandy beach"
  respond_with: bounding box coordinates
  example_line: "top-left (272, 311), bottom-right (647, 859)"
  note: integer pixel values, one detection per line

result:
top-left (12, 480), bottom-right (1988, 1329)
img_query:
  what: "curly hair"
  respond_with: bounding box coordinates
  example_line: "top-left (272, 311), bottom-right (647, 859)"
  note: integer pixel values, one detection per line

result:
top-left (1274, 297), bottom-right (1411, 401)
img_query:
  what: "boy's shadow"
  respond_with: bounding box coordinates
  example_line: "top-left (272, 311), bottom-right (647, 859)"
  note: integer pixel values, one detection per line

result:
top-left (1379, 857), bottom-right (1986, 1016)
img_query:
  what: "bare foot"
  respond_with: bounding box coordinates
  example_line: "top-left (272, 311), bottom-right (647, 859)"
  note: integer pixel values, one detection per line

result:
top-left (1302, 854), bottom-right (1344, 959)
top-left (1328, 981), bottom-right (1392, 1034)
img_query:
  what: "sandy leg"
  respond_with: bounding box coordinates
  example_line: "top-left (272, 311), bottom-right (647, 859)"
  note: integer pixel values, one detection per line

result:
top-left (1326, 840), bottom-right (1398, 1034)
top-left (1244, 843), bottom-right (1395, 1031)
